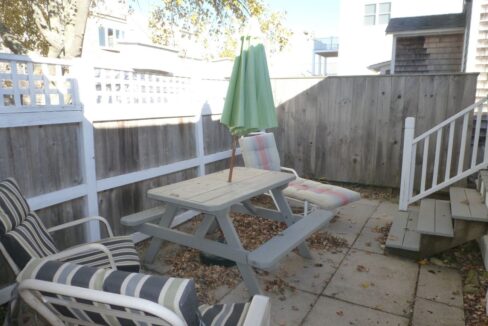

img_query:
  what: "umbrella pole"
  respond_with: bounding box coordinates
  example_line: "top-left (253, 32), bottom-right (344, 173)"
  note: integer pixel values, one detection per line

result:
top-left (228, 135), bottom-right (238, 182)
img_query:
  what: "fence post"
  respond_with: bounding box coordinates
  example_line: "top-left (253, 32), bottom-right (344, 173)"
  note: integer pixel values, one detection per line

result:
top-left (73, 59), bottom-right (101, 241)
top-left (399, 117), bottom-right (415, 211)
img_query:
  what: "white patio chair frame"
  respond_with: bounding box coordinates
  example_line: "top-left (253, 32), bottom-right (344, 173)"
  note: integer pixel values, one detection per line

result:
top-left (18, 279), bottom-right (271, 326)
top-left (1, 215), bottom-right (116, 276)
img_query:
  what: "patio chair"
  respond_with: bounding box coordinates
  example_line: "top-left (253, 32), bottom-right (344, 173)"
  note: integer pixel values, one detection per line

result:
top-left (0, 178), bottom-right (141, 277)
top-left (239, 133), bottom-right (360, 215)
top-left (14, 258), bottom-right (270, 326)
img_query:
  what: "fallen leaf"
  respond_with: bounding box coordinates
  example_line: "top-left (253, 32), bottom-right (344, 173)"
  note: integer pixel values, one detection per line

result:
top-left (361, 282), bottom-right (370, 288)
top-left (356, 265), bottom-right (368, 272)
top-left (336, 310), bottom-right (344, 316)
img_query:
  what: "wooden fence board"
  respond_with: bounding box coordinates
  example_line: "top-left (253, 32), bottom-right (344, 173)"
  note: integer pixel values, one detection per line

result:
top-left (0, 124), bottom-right (82, 197)
top-left (275, 74), bottom-right (478, 187)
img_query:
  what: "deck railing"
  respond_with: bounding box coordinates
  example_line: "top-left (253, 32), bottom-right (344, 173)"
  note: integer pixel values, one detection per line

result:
top-left (399, 96), bottom-right (488, 210)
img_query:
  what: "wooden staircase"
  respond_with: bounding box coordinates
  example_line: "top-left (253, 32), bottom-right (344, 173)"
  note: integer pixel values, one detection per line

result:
top-left (386, 171), bottom-right (488, 259)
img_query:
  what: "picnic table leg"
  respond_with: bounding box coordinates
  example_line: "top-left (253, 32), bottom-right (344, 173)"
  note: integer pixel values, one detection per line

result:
top-left (194, 214), bottom-right (217, 238)
top-left (215, 209), bottom-right (263, 296)
top-left (270, 188), bottom-right (313, 259)
top-left (144, 204), bottom-right (178, 264)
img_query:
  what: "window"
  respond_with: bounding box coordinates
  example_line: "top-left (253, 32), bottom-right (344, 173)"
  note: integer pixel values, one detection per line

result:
top-left (364, 4), bottom-right (376, 25)
top-left (364, 2), bottom-right (391, 26)
top-left (378, 2), bottom-right (391, 24)
top-left (98, 26), bottom-right (125, 48)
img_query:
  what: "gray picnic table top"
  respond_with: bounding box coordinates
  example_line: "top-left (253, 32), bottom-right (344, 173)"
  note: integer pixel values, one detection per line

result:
top-left (122, 167), bottom-right (333, 295)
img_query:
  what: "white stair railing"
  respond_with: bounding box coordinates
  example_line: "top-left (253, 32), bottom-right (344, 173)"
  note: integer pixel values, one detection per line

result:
top-left (399, 96), bottom-right (488, 211)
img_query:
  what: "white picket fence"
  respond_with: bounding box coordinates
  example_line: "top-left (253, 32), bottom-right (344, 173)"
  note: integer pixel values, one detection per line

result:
top-left (399, 96), bottom-right (488, 210)
top-left (0, 53), bottom-right (232, 241)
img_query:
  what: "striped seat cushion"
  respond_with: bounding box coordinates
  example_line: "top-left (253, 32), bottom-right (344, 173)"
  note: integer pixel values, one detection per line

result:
top-left (239, 133), bottom-right (281, 171)
top-left (199, 302), bottom-right (250, 326)
top-left (0, 212), bottom-right (58, 271)
top-left (18, 258), bottom-right (201, 325)
top-left (0, 178), bottom-right (31, 234)
top-left (60, 235), bottom-right (141, 272)
top-left (284, 178), bottom-right (361, 210)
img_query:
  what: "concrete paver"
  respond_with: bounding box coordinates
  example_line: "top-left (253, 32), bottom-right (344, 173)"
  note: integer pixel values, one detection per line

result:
top-left (324, 201), bottom-right (379, 245)
top-left (323, 249), bottom-right (418, 316)
top-left (220, 281), bottom-right (318, 326)
top-left (353, 201), bottom-right (397, 254)
top-left (412, 298), bottom-right (465, 326)
top-left (261, 249), bottom-right (345, 294)
top-left (303, 296), bottom-right (409, 326)
top-left (417, 264), bottom-right (464, 308)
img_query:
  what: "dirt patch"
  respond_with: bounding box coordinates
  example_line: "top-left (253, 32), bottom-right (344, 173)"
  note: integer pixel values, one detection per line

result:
top-left (432, 241), bottom-right (488, 326)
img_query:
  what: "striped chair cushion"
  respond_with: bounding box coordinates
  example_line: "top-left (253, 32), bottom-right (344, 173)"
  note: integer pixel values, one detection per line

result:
top-left (239, 133), bottom-right (281, 171)
top-left (0, 212), bottom-right (58, 271)
top-left (284, 178), bottom-right (361, 210)
top-left (199, 302), bottom-right (250, 326)
top-left (0, 178), bottom-right (30, 234)
top-left (60, 235), bottom-right (141, 272)
top-left (18, 258), bottom-right (201, 325)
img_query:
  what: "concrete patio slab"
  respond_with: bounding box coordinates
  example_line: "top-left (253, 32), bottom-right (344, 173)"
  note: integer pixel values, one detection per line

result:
top-left (220, 281), bottom-right (317, 326)
top-left (261, 248), bottom-right (345, 294)
top-left (412, 298), bottom-right (465, 326)
top-left (416, 264), bottom-right (463, 308)
top-left (323, 249), bottom-right (418, 316)
top-left (324, 201), bottom-right (379, 245)
top-left (352, 202), bottom-right (397, 254)
top-left (303, 296), bottom-right (409, 326)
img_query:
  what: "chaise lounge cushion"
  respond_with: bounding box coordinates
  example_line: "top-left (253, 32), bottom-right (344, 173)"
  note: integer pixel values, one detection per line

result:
top-left (199, 302), bottom-right (251, 326)
top-left (0, 178), bottom-right (31, 234)
top-left (18, 258), bottom-right (201, 325)
top-left (284, 177), bottom-right (360, 210)
top-left (59, 235), bottom-right (141, 272)
top-left (0, 212), bottom-right (58, 272)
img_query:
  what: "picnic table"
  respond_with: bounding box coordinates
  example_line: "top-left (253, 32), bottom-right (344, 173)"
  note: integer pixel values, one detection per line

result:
top-left (121, 167), bottom-right (333, 295)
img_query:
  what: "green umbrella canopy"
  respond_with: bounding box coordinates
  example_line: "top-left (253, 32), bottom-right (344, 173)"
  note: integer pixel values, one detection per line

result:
top-left (220, 36), bottom-right (278, 136)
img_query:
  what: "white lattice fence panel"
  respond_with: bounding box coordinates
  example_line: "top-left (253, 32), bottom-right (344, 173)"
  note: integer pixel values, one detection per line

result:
top-left (93, 68), bottom-right (192, 106)
top-left (0, 56), bottom-right (78, 111)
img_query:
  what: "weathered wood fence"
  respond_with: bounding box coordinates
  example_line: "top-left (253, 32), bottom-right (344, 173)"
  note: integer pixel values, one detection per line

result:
top-left (274, 74), bottom-right (478, 188)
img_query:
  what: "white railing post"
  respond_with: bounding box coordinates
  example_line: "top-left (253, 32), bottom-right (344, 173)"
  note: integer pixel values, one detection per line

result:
top-left (399, 117), bottom-right (416, 211)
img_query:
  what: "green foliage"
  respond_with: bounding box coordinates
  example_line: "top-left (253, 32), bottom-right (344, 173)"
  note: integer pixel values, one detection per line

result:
top-left (0, 0), bottom-right (49, 54)
top-left (149, 0), bottom-right (292, 59)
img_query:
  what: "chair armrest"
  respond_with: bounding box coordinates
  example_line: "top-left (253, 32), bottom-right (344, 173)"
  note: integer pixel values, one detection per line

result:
top-left (48, 243), bottom-right (116, 269)
top-left (243, 295), bottom-right (270, 326)
top-left (47, 216), bottom-right (114, 238)
top-left (280, 167), bottom-right (299, 178)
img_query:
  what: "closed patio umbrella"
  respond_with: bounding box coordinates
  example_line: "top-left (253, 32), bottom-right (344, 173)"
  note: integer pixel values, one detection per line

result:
top-left (221, 35), bottom-right (278, 182)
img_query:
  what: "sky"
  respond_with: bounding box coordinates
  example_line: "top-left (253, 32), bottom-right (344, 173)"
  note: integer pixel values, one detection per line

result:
top-left (133, 0), bottom-right (341, 37)
top-left (262, 0), bottom-right (341, 37)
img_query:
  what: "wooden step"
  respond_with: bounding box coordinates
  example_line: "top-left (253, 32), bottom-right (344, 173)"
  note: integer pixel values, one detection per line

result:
top-left (450, 187), bottom-right (488, 222)
top-left (385, 209), bottom-right (421, 252)
top-left (248, 210), bottom-right (333, 269)
top-left (417, 199), bottom-right (454, 237)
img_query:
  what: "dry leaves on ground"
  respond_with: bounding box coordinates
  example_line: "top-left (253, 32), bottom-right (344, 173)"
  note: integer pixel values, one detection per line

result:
top-left (372, 222), bottom-right (392, 245)
top-left (165, 248), bottom-right (241, 304)
top-left (432, 241), bottom-right (488, 326)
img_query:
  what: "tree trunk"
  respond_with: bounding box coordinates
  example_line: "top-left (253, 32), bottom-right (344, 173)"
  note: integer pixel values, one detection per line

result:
top-left (63, 0), bottom-right (90, 58)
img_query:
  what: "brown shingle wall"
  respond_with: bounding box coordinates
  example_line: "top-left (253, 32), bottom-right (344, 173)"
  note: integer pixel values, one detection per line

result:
top-left (395, 34), bottom-right (464, 73)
